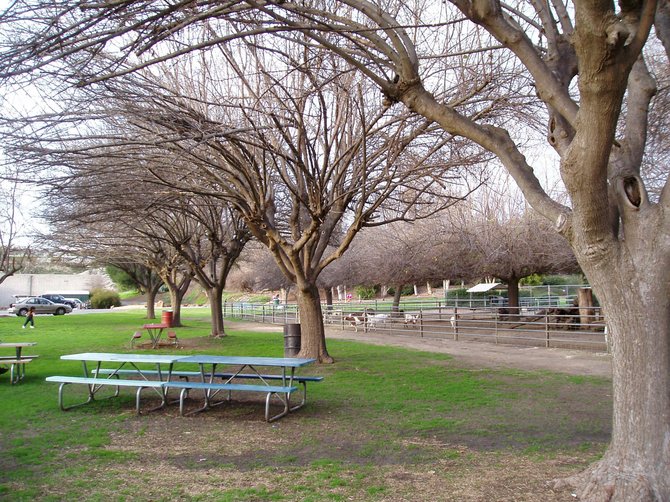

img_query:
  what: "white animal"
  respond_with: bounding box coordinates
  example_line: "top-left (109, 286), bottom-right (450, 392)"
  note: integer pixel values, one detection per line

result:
top-left (404, 313), bottom-right (418, 326)
top-left (367, 313), bottom-right (389, 330)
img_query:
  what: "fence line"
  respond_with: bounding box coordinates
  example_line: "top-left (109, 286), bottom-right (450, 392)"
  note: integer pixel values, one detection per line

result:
top-left (224, 300), bottom-right (609, 353)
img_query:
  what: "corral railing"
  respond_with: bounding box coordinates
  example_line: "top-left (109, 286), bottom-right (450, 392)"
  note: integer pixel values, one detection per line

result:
top-left (224, 300), bottom-right (609, 353)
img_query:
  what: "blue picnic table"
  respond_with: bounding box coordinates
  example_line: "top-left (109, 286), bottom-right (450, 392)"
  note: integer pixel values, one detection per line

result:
top-left (46, 353), bottom-right (321, 421)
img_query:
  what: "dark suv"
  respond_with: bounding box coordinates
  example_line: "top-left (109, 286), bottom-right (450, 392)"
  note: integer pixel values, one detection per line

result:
top-left (40, 294), bottom-right (77, 309)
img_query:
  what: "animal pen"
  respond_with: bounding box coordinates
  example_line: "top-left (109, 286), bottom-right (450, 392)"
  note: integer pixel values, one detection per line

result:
top-left (223, 301), bottom-right (609, 353)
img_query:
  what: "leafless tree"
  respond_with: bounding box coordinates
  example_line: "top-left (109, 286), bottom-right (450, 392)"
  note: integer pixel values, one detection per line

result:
top-left (1, 0), bottom-right (669, 496)
top-left (332, 220), bottom-right (466, 310)
top-left (46, 220), bottom-right (167, 318)
top-left (3, 44), bottom-right (482, 362)
top-left (135, 50), bottom-right (481, 362)
top-left (146, 195), bottom-right (251, 337)
top-left (447, 182), bottom-right (579, 310)
top-left (39, 155), bottom-right (250, 333)
top-left (227, 243), bottom-right (293, 296)
top-left (0, 176), bottom-right (30, 283)
top-left (640, 44), bottom-right (670, 201)
top-left (232, 4), bottom-right (668, 496)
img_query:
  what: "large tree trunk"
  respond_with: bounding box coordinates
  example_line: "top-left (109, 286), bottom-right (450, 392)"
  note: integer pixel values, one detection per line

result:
top-left (506, 275), bottom-right (519, 310)
top-left (145, 283), bottom-right (161, 320)
top-left (166, 276), bottom-right (191, 328)
top-left (323, 287), bottom-right (333, 310)
top-left (392, 284), bottom-right (403, 312)
top-left (296, 282), bottom-right (333, 363)
top-left (556, 270), bottom-right (670, 500)
top-left (207, 285), bottom-right (226, 337)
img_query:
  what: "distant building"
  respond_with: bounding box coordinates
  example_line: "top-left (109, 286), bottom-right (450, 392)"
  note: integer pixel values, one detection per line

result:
top-left (0, 271), bottom-right (114, 307)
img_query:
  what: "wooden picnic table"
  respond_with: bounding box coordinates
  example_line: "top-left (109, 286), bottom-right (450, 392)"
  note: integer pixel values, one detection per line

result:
top-left (141, 323), bottom-right (169, 349)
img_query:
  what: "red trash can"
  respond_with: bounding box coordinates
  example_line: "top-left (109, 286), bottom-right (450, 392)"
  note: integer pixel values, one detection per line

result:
top-left (161, 310), bottom-right (173, 327)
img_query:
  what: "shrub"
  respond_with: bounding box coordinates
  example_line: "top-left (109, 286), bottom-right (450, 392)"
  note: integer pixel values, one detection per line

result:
top-left (90, 288), bottom-right (122, 309)
top-left (445, 288), bottom-right (469, 299)
top-left (387, 285), bottom-right (414, 296)
top-left (105, 265), bottom-right (138, 291)
top-left (520, 273), bottom-right (543, 286)
top-left (354, 285), bottom-right (377, 300)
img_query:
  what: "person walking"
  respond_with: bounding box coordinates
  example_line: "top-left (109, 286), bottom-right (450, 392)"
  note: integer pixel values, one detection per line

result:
top-left (22, 307), bottom-right (35, 329)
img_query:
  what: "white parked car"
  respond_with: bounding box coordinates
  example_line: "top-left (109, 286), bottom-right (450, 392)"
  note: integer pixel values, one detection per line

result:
top-left (65, 298), bottom-right (85, 309)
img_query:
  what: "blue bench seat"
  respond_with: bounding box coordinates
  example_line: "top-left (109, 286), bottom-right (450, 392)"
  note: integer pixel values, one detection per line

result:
top-left (163, 380), bottom-right (298, 421)
top-left (45, 376), bottom-right (166, 414)
top-left (91, 369), bottom-right (322, 412)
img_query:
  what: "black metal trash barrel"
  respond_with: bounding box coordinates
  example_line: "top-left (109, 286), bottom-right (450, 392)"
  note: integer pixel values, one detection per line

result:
top-left (283, 323), bottom-right (301, 357)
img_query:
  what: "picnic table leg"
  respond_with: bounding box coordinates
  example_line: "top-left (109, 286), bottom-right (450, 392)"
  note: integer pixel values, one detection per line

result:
top-left (159, 362), bottom-right (179, 405)
top-left (83, 361), bottom-right (120, 401)
top-left (148, 328), bottom-right (164, 348)
top-left (137, 386), bottom-right (167, 414)
top-left (266, 391), bottom-right (291, 422)
top-left (182, 364), bottom-right (229, 415)
top-left (9, 363), bottom-right (18, 384)
top-left (289, 381), bottom-right (309, 412)
top-left (284, 368), bottom-right (309, 412)
top-left (55, 382), bottom-right (96, 410)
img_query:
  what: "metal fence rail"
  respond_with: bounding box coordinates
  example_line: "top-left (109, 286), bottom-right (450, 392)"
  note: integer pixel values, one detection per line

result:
top-left (224, 301), bottom-right (608, 353)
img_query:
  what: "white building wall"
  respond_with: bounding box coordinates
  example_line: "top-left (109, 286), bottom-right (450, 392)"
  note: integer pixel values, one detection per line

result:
top-left (0, 271), bottom-right (114, 307)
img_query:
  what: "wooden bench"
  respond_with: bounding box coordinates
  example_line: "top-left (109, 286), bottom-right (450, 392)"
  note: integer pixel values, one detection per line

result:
top-left (163, 380), bottom-right (298, 422)
top-left (45, 376), bottom-right (166, 414)
top-left (1, 356), bottom-right (39, 384)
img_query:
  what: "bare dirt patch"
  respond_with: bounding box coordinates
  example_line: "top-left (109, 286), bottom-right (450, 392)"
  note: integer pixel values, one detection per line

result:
top-left (320, 323), bottom-right (612, 377)
top-left (219, 320), bottom-right (611, 377)
top-left (76, 411), bottom-right (597, 501)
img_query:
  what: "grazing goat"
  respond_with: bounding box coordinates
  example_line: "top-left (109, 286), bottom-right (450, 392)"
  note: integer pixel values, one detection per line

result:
top-left (367, 313), bottom-right (389, 330)
top-left (404, 313), bottom-right (419, 326)
top-left (343, 312), bottom-right (368, 332)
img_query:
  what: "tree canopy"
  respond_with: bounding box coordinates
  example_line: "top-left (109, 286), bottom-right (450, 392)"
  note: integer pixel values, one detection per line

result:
top-left (1, 0), bottom-right (669, 499)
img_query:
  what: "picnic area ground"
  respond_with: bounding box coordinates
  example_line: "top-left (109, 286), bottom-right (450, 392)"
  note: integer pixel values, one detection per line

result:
top-left (0, 312), bottom-right (613, 501)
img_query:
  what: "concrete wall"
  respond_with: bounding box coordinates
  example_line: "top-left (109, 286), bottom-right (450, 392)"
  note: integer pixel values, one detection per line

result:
top-left (0, 271), bottom-right (114, 307)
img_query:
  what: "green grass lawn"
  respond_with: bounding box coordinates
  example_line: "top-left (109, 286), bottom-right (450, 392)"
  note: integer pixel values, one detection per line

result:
top-left (0, 309), bottom-right (612, 501)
